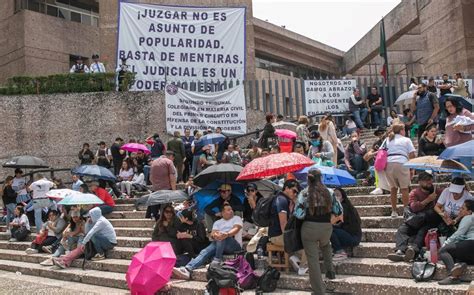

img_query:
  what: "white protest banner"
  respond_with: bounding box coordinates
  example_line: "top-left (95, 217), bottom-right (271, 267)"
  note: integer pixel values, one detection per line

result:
top-left (421, 79), bottom-right (473, 98)
top-left (304, 80), bottom-right (356, 115)
top-left (165, 84), bottom-right (247, 135)
top-left (117, 3), bottom-right (246, 91)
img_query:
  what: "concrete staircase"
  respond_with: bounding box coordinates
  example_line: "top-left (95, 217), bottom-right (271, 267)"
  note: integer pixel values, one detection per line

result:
top-left (0, 129), bottom-right (471, 294)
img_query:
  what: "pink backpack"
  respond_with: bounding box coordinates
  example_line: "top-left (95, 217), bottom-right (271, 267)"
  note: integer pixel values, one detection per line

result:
top-left (374, 139), bottom-right (388, 172)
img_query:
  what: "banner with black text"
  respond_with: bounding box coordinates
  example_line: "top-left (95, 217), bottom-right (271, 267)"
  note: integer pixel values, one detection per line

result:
top-left (304, 80), bottom-right (356, 115)
top-left (117, 3), bottom-right (246, 91)
top-left (165, 84), bottom-right (247, 135)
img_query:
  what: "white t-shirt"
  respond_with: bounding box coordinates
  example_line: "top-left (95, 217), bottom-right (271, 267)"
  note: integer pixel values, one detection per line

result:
top-left (386, 134), bottom-right (416, 164)
top-left (119, 168), bottom-right (134, 180)
top-left (345, 120), bottom-right (357, 129)
top-left (212, 215), bottom-right (243, 246)
top-left (13, 214), bottom-right (30, 231)
top-left (29, 178), bottom-right (54, 199)
top-left (12, 177), bottom-right (27, 195)
top-left (437, 188), bottom-right (474, 219)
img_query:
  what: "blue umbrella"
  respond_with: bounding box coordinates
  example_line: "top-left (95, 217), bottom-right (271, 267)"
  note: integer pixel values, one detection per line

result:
top-left (71, 165), bottom-right (116, 181)
top-left (444, 94), bottom-right (473, 111)
top-left (293, 164), bottom-right (356, 187)
top-left (439, 140), bottom-right (474, 160)
top-left (192, 181), bottom-right (245, 218)
top-left (198, 133), bottom-right (226, 146)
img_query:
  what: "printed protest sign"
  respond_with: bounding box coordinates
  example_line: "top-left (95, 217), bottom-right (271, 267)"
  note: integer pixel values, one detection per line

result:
top-left (304, 80), bottom-right (356, 115)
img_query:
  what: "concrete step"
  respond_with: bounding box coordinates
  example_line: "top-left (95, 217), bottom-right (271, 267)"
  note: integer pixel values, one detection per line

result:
top-left (362, 228), bottom-right (396, 243)
top-left (355, 205), bottom-right (404, 217)
top-left (348, 194), bottom-right (391, 206)
top-left (345, 182), bottom-right (474, 196)
top-left (112, 204), bottom-right (137, 211)
top-left (110, 218), bottom-right (155, 228)
top-left (114, 227), bottom-right (153, 237)
top-left (107, 211), bottom-right (146, 219)
top-left (189, 268), bottom-right (469, 295)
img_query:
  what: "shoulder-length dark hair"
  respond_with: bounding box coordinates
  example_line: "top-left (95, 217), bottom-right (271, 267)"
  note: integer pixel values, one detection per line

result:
top-left (445, 97), bottom-right (463, 115)
top-left (157, 204), bottom-right (176, 233)
top-left (306, 169), bottom-right (332, 216)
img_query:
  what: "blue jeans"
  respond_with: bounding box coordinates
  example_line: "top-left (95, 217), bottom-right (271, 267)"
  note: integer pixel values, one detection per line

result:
top-left (186, 237), bottom-right (241, 271)
top-left (91, 235), bottom-right (116, 254)
top-left (5, 203), bottom-right (16, 229)
top-left (371, 110), bottom-right (382, 128)
top-left (455, 157), bottom-right (473, 179)
top-left (330, 227), bottom-right (361, 252)
top-left (34, 207), bottom-right (43, 230)
top-left (98, 205), bottom-right (114, 215)
top-left (144, 165), bottom-right (150, 184)
top-left (191, 155), bottom-right (200, 177)
top-left (352, 108), bottom-right (368, 129)
top-left (342, 127), bottom-right (357, 136)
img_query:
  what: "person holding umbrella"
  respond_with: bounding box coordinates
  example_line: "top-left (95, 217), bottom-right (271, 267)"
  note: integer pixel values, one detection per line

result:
top-left (204, 184), bottom-right (244, 232)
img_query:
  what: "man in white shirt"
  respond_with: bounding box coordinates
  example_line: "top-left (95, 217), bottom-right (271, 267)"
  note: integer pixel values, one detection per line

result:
top-left (69, 56), bottom-right (90, 74)
top-left (89, 54), bottom-right (106, 73)
top-left (173, 202), bottom-right (243, 280)
top-left (28, 174), bottom-right (55, 229)
top-left (435, 178), bottom-right (474, 223)
top-left (71, 174), bottom-right (84, 191)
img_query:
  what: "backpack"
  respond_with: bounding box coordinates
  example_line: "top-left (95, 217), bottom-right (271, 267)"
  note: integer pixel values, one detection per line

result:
top-left (411, 261), bottom-right (436, 282)
top-left (206, 264), bottom-right (240, 295)
top-left (257, 266), bottom-right (280, 293)
top-left (224, 255), bottom-right (258, 290)
top-left (374, 139), bottom-right (388, 172)
top-left (251, 192), bottom-right (278, 227)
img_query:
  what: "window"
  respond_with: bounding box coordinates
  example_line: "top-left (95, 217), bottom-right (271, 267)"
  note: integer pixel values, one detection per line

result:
top-left (70, 11), bottom-right (81, 23)
top-left (46, 5), bottom-right (58, 17)
top-left (82, 14), bottom-right (91, 26)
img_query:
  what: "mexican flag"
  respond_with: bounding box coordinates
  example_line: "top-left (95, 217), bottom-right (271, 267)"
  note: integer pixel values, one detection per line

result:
top-left (379, 18), bottom-right (388, 83)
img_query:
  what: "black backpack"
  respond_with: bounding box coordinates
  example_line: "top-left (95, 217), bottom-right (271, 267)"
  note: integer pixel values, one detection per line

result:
top-left (252, 192), bottom-right (280, 227)
top-left (206, 264), bottom-right (240, 295)
top-left (257, 266), bottom-right (280, 293)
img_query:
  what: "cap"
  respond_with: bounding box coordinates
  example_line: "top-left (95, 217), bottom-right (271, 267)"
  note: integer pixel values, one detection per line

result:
top-left (219, 184), bottom-right (232, 191)
top-left (374, 127), bottom-right (386, 136)
top-left (310, 131), bottom-right (320, 139)
top-left (449, 183), bottom-right (465, 194)
top-left (246, 183), bottom-right (258, 191)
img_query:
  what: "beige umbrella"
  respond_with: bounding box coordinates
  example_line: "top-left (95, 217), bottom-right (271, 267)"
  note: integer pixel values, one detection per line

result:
top-left (404, 156), bottom-right (469, 173)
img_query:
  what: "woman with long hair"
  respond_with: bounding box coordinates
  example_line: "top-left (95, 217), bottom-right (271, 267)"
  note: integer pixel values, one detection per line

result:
top-left (331, 188), bottom-right (362, 261)
top-left (296, 115), bottom-right (310, 150)
top-left (152, 204), bottom-right (179, 252)
top-left (418, 123), bottom-right (445, 156)
top-left (299, 169), bottom-right (337, 294)
top-left (308, 131), bottom-right (334, 166)
top-left (319, 114), bottom-right (338, 164)
top-left (385, 124), bottom-right (416, 217)
top-left (444, 97), bottom-right (474, 178)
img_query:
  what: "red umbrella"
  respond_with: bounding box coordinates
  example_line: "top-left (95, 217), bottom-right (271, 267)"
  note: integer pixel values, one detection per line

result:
top-left (237, 152), bottom-right (314, 181)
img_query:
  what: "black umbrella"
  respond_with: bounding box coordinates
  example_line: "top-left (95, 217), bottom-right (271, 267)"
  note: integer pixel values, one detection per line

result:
top-left (193, 163), bottom-right (243, 188)
top-left (253, 179), bottom-right (281, 198)
top-left (3, 156), bottom-right (49, 169)
top-left (136, 190), bottom-right (189, 208)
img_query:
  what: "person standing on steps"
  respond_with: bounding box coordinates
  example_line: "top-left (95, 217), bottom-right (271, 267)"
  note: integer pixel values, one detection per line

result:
top-left (295, 169), bottom-right (338, 294)
top-left (387, 172), bottom-right (442, 262)
top-left (348, 88), bottom-right (369, 129)
top-left (411, 82), bottom-right (440, 139)
top-left (384, 124), bottom-right (416, 218)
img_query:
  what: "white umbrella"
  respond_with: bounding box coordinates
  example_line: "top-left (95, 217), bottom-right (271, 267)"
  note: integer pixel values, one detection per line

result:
top-left (46, 189), bottom-right (77, 200)
top-left (58, 192), bottom-right (104, 205)
top-left (395, 90), bottom-right (416, 105)
top-left (273, 121), bottom-right (297, 131)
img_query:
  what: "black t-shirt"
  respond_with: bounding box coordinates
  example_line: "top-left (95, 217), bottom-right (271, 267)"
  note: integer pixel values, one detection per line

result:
top-left (440, 80), bottom-right (451, 96)
top-left (110, 143), bottom-right (125, 161)
top-left (367, 93), bottom-right (382, 106)
top-left (427, 85), bottom-right (437, 94)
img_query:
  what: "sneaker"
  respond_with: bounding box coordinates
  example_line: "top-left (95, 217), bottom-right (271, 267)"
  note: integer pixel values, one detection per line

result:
top-left (91, 253), bottom-right (105, 261)
top-left (438, 276), bottom-right (461, 285)
top-left (42, 245), bottom-right (53, 254)
top-left (391, 211), bottom-right (399, 218)
top-left (8, 238), bottom-right (17, 242)
top-left (297, 267), bottom-right (309, 276)
top-left (370, 188), bottom-right (383, 195)
top-left (25, 248), bottom-right (39, 255)
top-left (52, 258), bottom-right (66, 269)
top-left (404, 247), bottom-right (416, 262)
top-left (333, 252), bottom-right (348, 261)
top-left (387, 250), bottom-right (405, 262)
top-left (326, 271), bottom-right (336, 280)
top-left (289, 255), bottom-right (301, 272)
top-left (451, 263), bottom-right (467, 278)
top-left (40, 258), bottom-right (54, 266)
top-left (172, 267), bottom-right (191, 280)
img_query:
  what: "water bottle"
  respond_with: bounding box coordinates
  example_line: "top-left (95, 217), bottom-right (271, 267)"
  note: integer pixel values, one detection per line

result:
top-left (257, 246), bottom-right (264, 260)
top-left (430, 239), bottom-right (438, 263)
top-left (256, 246), bottom-right (265, 276)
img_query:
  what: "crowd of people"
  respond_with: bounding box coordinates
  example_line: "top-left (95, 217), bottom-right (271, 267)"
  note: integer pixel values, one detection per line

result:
top-left (0, 73), bottom-right (473, 294)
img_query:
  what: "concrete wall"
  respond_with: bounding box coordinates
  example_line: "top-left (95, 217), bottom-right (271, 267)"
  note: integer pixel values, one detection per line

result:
top-left (0, 6), bottom-right (100, 84)
top-left (0, 91), bottom-right (266, 180)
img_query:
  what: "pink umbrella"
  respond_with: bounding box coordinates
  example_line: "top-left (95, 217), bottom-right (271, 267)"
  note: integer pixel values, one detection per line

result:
top-left (275, 129), bottom-right (297, 139)
top-left (121, 143), bottom-right (151, 154)
top-left (126, 242), bottom-right (176, 295)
